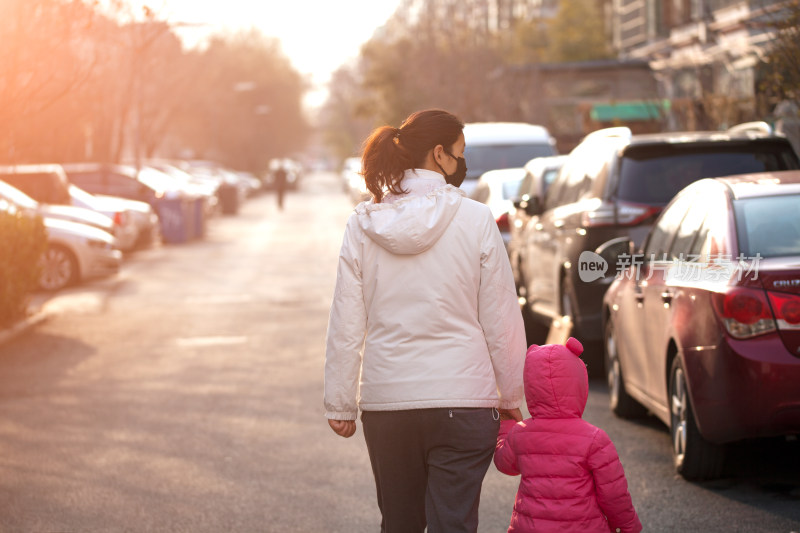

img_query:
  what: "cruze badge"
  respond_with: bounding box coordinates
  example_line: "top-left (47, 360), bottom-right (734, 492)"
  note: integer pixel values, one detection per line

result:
top-left (773, 279), bottom-right (800, 288)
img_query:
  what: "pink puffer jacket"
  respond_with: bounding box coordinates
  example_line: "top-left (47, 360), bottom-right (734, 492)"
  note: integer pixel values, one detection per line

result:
top-left (494, 338), bottom-right (642, 533)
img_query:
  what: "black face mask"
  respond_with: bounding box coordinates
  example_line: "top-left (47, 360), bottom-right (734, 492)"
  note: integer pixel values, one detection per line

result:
top-left (437, 151), bottom-right (468, 188)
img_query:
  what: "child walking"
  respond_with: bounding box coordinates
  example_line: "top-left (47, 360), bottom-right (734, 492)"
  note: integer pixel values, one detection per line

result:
top-left (494, 337), bottom-right (642, 532)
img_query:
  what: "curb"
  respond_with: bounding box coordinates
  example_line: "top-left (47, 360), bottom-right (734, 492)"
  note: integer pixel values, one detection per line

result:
top-left (0, 308), bottom-right (51, 347)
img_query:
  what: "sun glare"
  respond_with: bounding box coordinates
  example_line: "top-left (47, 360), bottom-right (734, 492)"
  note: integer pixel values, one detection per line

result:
top-left (117, 0), bottom-right (398, 83)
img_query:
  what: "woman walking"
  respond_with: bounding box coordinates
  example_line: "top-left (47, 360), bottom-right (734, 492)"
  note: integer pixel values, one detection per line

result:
top-left (324, 109), bottom-right (526, 533)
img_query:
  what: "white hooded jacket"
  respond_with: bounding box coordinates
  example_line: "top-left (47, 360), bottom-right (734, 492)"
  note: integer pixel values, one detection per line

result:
top-left (324, 169), bottom-right (525, 420)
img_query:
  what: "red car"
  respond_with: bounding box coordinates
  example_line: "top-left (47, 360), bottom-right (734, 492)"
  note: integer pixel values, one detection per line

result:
top-left (601, 171), bottom-right (800, 480)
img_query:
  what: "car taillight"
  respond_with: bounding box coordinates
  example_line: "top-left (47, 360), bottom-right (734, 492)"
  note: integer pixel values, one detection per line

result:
top-left (496, 212), bottom-right (510, 233)
top-left (767, 291), bottom-right (800, 330)
top-left (712, 287), bottom-right (777, 338)
top-left (113, 212), bottom-right (125, 227)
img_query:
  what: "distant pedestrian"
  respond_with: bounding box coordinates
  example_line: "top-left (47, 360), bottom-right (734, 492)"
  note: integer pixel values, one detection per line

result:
top-left (494, 337), bottom-right (642, 533)
top-left (324, 109), bottom-right (526, 533)
top-left (273, 164), bottom-right (288, 210)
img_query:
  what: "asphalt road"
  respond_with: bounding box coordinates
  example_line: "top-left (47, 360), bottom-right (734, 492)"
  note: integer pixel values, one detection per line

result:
top-left (0, 171), bottom-right (798, 532)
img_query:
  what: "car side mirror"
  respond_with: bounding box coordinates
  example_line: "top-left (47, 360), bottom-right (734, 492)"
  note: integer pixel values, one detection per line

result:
top-left (595, 237), bottom-right (634, 277)
top-left (524, 196), bottom-right (543, 216)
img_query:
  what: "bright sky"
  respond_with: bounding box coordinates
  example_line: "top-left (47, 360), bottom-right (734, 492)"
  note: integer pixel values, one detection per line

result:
top-left (125, 1), bottom-right (401, 109)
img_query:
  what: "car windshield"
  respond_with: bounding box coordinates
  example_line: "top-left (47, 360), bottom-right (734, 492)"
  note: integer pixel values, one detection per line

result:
top-left (618, 143), bottom-right (800, 205)
top-left (68, 185), bottom-right (101, 209)
top-left (464, 143), bottom-right (555, 180)
top-left (734, 194), bottom-right (800, 258)
top-left (0, 180), bottom-right (38, 208)
top-left (138, 167), bottom-right (180, 191)
top-left (502, 178), bottom-right (524, 199)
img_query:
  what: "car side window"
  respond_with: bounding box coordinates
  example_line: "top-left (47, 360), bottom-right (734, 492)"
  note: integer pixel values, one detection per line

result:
top-left (67, 171), bottom-right (105, 192)
top-left (543, 169), bottom-right (568, 210)
top-left (108, 173), bottom-right (140, 196)
top-left (518, 173), bottom-right (533, 199)
top-left (554, 152), bottom-right (592, 206)
top-left (470, 182), bottom-right (490, 204)
top-left (669, 201), bottom-right (707, 260)
top-left (644, 192), bottom-right (694, 261)
top-left (694, 197), bottom-right (731, 260)
top-left (541, 168), bottom-right (559, 196)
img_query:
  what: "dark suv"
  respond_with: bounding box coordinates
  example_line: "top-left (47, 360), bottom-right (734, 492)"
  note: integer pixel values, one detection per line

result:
top-left (517, 122), bottom-right (800, 353)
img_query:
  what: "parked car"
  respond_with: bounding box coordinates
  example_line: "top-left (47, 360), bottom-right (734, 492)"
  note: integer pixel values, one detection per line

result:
top-left (517, 122), bottom-right (800, 357)
top-left (145, 160), bottom-right (220, 216)
top-left (600, 171), bottom-right (800, 480)
top-left (68, 185), bottom-right (140, 251)
top-left (62, 163), bottom-right (206, 243)
top-left (93, 193), bottom-right (160, 248)
top-left (341, 156), bottom-right (369, 204)
top-left (509, 155), bottom-right (568, 289)
top-left (461, 122), bottom-right (558, 196)
top-left (0, 194), bottom-right (121, 291)
top-left (172, 160), bottom-right (245, 215)
top-left (469, 167), bottom-right (526, 250)
top-left (39, 216), bottom-right (122, 291)
top-left (0, 179), bottom-right (116, 238)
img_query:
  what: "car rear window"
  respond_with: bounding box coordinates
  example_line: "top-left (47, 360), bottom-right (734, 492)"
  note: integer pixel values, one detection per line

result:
top-left (464, 143), bottom-right (556, 180)
top-left (617, 142), bottom-right (800, 205)
top-left (734, 194), bottom-right (800, 258)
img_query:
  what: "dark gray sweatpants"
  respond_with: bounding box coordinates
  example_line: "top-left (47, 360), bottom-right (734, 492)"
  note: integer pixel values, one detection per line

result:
top-left (361, 408), bottom-right (500, 533)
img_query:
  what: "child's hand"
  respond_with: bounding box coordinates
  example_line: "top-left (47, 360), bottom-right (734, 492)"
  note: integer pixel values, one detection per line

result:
top-left (498, 408), bottom-right (523, 422)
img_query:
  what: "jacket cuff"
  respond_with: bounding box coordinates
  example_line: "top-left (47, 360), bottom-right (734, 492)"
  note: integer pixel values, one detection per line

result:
top-left (325, 411), bottom-right (357, 421)
top-left (497, 399), bottom-right (522, 410)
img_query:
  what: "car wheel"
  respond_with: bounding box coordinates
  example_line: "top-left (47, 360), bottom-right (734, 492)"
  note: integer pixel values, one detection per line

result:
top-left (669, 357), bottom-right (725, 480)
top-left (39, 244), bottom-right (78, 291)
top-left (604, 318), bottom-right (646, 418)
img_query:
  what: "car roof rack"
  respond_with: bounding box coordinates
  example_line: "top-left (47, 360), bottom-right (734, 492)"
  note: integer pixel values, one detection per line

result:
top-left (726, 121), bottom-right (773, 135)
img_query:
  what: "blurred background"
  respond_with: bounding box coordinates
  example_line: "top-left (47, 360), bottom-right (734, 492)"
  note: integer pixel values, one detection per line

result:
top-left (1, 0), bottom-right (798, 174)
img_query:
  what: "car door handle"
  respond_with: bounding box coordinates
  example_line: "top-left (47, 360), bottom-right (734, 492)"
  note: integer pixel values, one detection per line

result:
top-left (661, 290), bottom-right (674, 304)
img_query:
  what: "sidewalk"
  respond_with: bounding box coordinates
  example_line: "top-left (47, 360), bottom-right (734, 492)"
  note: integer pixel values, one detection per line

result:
top-left (0, 294), bottom-right (52, 346)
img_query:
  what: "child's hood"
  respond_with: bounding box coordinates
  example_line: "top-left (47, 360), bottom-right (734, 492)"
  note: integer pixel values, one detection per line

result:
top-left (524, 337), bottom-right (588, 419)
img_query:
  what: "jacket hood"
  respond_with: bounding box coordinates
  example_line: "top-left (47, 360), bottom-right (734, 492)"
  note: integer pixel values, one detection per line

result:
top-left (354, 169), bottom-right (464, 255)
top-left (524, 337), bottom-right (588, 419)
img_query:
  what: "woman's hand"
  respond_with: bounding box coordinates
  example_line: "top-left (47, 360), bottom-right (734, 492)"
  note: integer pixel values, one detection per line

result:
top-left (498, 408), bottom-right (523, 422)
top-left (328, 419), bottom-right (357, 438)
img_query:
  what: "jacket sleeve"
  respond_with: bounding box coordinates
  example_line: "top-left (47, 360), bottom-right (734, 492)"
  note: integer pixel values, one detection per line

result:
top-left (587, 429), bottom-right (642, 533)
top-left (324, 216), bottom-right (367, 421)
top-left (478, 210), bottom-right (525, 409)
top-left (493, 419), bottom-right (521, 476)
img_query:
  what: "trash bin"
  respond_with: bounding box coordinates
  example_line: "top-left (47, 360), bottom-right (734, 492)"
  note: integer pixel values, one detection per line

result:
top-left (218, 184), bottom-right (239, 215)
top-left (156, 198), bottom-right (192, 244)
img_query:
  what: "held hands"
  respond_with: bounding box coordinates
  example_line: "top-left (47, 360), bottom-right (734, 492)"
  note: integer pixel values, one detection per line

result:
top-left (498, 408), bottom-right (523, 422)
top-left (328, 419), bottom-right (356, 438)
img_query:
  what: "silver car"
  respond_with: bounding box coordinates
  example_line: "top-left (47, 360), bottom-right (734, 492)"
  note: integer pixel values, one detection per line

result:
top-left (40, 217), bottom-right (122, 291)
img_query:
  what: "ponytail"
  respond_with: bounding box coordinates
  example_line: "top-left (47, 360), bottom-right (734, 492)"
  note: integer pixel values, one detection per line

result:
top-left (361, 126), bottom-right (414, 203)
top-left (360, 109), bottom-right (464, 203)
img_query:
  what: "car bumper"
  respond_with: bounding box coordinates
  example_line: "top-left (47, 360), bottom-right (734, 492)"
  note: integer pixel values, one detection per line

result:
top-left (115, 225), bottom-right (139, 251)
top-left (686, 334), bottom-right (800, 443)
top-left (82, 247), bottom-right (123, 280)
